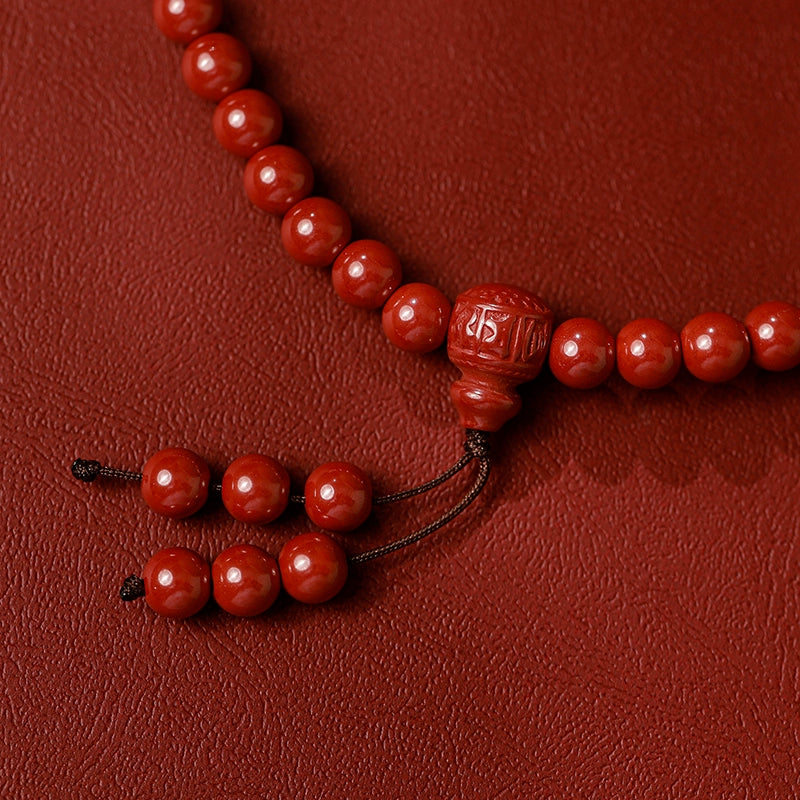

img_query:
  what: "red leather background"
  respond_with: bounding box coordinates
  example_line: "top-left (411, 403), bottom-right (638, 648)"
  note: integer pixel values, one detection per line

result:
top-left (2, 0), bottom-right (799, 797)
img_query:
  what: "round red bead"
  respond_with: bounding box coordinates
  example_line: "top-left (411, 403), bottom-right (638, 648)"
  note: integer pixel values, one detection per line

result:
top-left (382, 283), bottom-right (451, 353)
top-left (331, 240), bottom-right (403, 309)
top-left (141, 447), bottom-right (210, 518)
top-left (549, 317), bottom-right (615, 389)
top-left (281, 197), bottom-right (352, 267)
top-left (278, 532), bottom-right (348, 604)
top-left (212, 544), bottom-right (280, 617)
top-left (244, 146), bottom-right (314, 216)
top-left (681, 312), bottom-right (750, 383)
top-left (181, 33), bottom-right (252, 102)
top-left (745, 301), bottom-right (800, 372)
top-left (142, 547), bottom-right (211, 619)
top-left (616, 318), bottom-right (682, 389)
top-left (212, 90), bottom-right (283, 158)
top-left (304, 461), bottom-right (372, 532)
top-left (153, 0), bottom-right (223, 43)
top-left (221, 454), bottom-right (290, 524)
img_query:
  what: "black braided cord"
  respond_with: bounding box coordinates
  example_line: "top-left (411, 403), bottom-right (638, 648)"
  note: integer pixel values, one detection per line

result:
top-left (348, 454), bottom-right (491, 564)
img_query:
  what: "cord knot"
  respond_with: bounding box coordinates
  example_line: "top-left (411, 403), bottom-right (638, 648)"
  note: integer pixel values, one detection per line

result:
top-left (71, 459), bottom-right (102, 482)
top-left (120, 575), bottom-right (145, 601)
top-left (464, 429), bottom-right (491, 459)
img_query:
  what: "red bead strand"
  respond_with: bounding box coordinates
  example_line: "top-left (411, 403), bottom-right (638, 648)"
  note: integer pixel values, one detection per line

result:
top-left (681, 312), bottom-right (750, 383)
top-left (142, 547), bottom-right (211, 619)
top-left (279, 532), bottom-right (348, 604)
top-left (549, 317), bottom-right (615, 389)
top-left (212, 89), bottom-right (283, 158)
top-left (745, 301), bottom-right (800, 371)
top-left (182, 33), bottom-right (252, 101)
top-left (153, 0), bottom-right (223, 43)
top-left (212, 544), bottom-right (281, 616)
top-left (141, 447), bottom-right (210, 519)
top-left (382, 283), bottom-right (452, 354)
top-left (304, 461), bottom-right (372, 533)
top-left (221, 454), bottom-right (290, 524)
top-left (244, 145), bottom-right (314, 215)
top-left (281, 197), bottom-right (352, 267)
top-left (616, 318), bottom-right (682, 389)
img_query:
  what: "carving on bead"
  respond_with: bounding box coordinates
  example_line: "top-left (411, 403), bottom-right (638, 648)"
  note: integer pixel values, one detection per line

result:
top-left (447, 284), bottom-right (553, 431)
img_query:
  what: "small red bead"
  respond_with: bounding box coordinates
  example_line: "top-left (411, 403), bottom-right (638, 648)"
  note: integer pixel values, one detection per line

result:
top-left (616, 318), bottom-right (682, 389)
top-left (212, 544), bottom-right (280, 617)
top-left (244, 146), bottom-right (314, 215)
top-left (153, 0), bottom-right (223, 43)
top-left (278, 532), bottom-right (348, 604)
top-left (212, 90), bottom-right (283, 158)
top-left (182, 33), bottom-right (252, 102)
top-left (745, 301), bottom-right (800, 372)
top-left (142, 547), bottom-right (211, 619)
top-left (304, 461), bottom-right (372, 532)
top-left (221, 454), bottom-right (290, 524)
top-left (549, 317), bottom-right (615, 389)
top-left (382, 283), bottom-right (451, 353)
top-left (141, 447), bottom-right (210, 518)
top-left (281, 197), bottom-right (352, 267)
top-left (681, 312), bottom-right (750, 383)
top-left (331, 240), bottom-right (403, 309)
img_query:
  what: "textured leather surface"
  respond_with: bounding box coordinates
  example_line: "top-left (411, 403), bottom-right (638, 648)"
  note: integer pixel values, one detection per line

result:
top-left (2, 0), bottom-right (799, 797)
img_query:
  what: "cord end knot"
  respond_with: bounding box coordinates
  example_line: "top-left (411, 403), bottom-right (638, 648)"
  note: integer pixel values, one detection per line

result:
top-left (71, 459), bottom-right (102, 482)
top-left (120, 575), bottom-right (145, 601)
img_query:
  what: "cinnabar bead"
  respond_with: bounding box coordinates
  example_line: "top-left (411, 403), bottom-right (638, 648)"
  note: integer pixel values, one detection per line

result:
top-left (212, 90), bottom-right (283, 158)
top-left (212, 544), bottom-right (280, 617)
top-left (331, 240), bottom-right (403, 309)
top-left (142, 547), bottom-right (211, 619)
top-left (382, 283), bottom-right (451, 353)
top-left (616, 318), bottom-right (682, 389)
top-left (141, 447), bottom-right (210, 518)
top-left (244, 146), bottom-right (314, 216)
top-left (447, 284), bottom-right (553, 431)
top-left (278, 532), bottom-right (348, 604)
top-left (549, 317), bottom-right (615, 389)
top-left (221, 454), bottom-right (290, 524)
top-left (745, 301), bottom-right (800, 371)
top-left (681, 312), bottom-right (750, 383)
top-left (153, 0), bottom-right (223, 43)
top-left (182, 33), bottom-right (252, 102)
top-left (304, 462), bottom-right (372, 532)
top-left (281, 197), bottom-right (352, 267)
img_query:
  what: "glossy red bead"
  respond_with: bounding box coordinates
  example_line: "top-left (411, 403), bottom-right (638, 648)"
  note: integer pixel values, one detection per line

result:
top-left (221, 454), bottom-right (290, 524)
top-left (304, 461), bottom-right (372, 532)
top-left (616, 318), bottom-right (682, 389)
top-left (331, 240), bottom-right (403, 309)
top-left (212, 90), bottom-right (283, 158)
top-left (142, 547), bottom-right (211, 619)
top-left (212, 544), bottom-right (280, 617)
top-left (382, 283), bottom-right (451, 353)
top-left (681, 312), bottom-right (750, 383)
top-left (244, 146), bottom-right (314, 216)
top-left (549, 317), bottom-right (615, 389)
top-left (281, 197), bottom-right (352, 267)
top-left (181, 33), bottom-right (252, 102)
top-left (153, 0), bottom-right (223, 43)
top-left (278, 532), bottom-right (348, 604)
top-left (745, 301), bottom-right (800, 371)
top-left (141, 447), bottom-right (210, 518)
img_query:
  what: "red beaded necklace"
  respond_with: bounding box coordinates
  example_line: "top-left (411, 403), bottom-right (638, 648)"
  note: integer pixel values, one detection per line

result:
top-left (72, 0), bottom-right (800, 620)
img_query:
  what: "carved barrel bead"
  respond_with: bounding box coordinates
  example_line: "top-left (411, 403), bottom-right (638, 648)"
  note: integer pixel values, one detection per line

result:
top-left (447, 284), bottom-right (553, 431)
